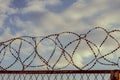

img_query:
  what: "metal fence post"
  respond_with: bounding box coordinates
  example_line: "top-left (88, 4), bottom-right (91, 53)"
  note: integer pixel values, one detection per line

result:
top-left (110, 70), bottom-right (119, 80)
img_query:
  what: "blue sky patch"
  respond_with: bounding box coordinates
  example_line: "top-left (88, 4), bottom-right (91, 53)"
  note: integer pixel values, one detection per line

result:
top-left (10, 0), bottom-right (27, 9)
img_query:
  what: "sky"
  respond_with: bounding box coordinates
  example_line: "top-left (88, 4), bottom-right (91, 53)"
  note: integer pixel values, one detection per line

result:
top-left (1, 0), bottom-right (120, 39)
top-left (0, 0), bottom-right (120, 70)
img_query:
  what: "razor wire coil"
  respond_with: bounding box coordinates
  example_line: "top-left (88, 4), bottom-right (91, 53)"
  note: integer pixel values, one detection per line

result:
top-left (0, 27), bottom-right (120, 70)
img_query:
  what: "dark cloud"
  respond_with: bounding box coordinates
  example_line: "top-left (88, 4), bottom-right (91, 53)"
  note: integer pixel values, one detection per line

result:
top-left (10, 0), bottom-right (27, 9)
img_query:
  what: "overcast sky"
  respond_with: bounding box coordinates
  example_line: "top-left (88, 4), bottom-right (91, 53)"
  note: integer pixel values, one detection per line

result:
top-left (0, 0), bottom-right (120, 70)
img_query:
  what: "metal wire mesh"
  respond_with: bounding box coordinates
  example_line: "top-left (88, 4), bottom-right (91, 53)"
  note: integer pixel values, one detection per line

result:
top-left (0, 70), bottom-right (111, 80)
top-left (0, 74), bottom-right (110, 80)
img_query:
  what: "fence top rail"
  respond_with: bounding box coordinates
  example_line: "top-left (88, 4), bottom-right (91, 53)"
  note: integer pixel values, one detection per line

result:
top-left (0, 70), bottom-right (118, 74)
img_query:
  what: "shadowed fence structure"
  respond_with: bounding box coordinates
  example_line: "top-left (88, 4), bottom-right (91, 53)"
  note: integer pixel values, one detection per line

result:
top-left (0, 27), bottom-right (120, 80)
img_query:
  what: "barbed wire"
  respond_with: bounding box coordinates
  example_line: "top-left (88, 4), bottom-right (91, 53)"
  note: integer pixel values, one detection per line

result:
top-left (0, 27), bottom-right (120, 70)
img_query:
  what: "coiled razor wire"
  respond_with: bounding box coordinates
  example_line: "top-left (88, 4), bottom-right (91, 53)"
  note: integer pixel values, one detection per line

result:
top-left (0, 27), bottom-right (120, 70)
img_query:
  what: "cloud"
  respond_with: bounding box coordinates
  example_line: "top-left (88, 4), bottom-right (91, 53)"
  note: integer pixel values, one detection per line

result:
top-left (2, 0), bottom-right (120, 36)
top-left (0, 0), bottom-right (18, 28)
top-left (0, 27), bottom-right (19, 41)
top-left (0, 0), bottom-right (18, 15)
top-left (10, 0), bottom-right (120, 35)
top-left (93, 11), bottom-right (120, 27)
top-left (61, 0), bottom-right (120, 29)
top-left (10, 16), bottom-right (45, 36)
top-left (22, 1), bottom-right (46, 13)
top-left (0, 14), bottom-right (7, 28)
top-left (22, 0), bottom-right (61, 13)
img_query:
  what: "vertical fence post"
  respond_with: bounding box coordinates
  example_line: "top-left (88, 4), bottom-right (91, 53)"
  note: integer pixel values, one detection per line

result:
top-left (110, 70), bottom-right (119, 80)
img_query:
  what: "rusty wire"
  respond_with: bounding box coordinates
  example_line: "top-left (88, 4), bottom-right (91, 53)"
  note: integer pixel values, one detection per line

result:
top-left (0, 27), bottom-right (120, 70)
